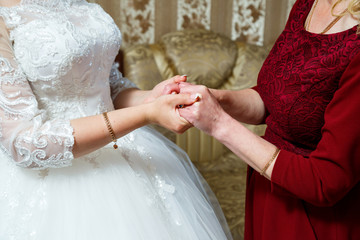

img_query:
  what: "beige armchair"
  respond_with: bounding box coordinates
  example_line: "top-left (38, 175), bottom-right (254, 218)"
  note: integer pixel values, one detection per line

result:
top-left (120, 29), bottom-right (270, 239)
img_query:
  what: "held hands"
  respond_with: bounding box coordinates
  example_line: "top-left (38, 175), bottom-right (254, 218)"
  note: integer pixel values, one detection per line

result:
top-left (144, 75), bottom-right (224, 135)
top-left (143, 75), bottom-right (193, 133)
top-left (177, 82), bottom-right (226, 137)
top-left (146, 93), bottom-right (196, 134)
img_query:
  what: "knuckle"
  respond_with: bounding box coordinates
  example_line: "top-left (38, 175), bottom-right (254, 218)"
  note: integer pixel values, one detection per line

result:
top-left (164, 84), bottom-right (172, 91)
top-left (174, 125), bottom-right (182, 133)
top-left (198, 85), bottom-right (207, 91)
top-left (174, 123), bottom-right (186, 133)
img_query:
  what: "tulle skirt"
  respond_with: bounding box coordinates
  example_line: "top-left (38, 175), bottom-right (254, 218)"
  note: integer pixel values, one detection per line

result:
top-left (0, 126), bottom-right (232, 240)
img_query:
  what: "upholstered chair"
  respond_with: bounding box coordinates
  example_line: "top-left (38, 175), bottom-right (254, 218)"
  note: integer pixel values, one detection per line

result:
top-left (121, 29), bottom-right (270, 239)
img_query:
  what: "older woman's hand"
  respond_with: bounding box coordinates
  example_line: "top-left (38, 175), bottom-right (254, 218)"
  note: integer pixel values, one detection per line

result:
top-left (178, 83), bottom-right (226, 136)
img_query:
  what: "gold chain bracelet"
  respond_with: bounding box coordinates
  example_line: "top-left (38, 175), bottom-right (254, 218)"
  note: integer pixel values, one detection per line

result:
top-left (260, 148), bottom-right (280, 176)
top-left (102, 112), bottom-right (118, 149)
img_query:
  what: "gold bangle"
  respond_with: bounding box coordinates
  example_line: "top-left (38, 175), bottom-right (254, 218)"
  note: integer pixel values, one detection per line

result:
top-left (260, 148), bottom-right (280, 176)
top-left (102, 112), bottom-right (118, 149)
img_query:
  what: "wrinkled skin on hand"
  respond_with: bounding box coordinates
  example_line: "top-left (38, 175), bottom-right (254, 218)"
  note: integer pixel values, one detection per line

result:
top-left (177, 83), bottom-right (226, 136)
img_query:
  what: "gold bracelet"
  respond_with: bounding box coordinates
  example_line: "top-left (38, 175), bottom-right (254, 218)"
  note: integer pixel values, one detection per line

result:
top-left (260, 147), bottom-right (280, 176)
top-left (102, 112), bottom-right (118, 149)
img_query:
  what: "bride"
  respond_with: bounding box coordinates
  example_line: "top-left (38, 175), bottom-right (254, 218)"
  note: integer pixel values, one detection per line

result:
top-left (0, 0), bottom-right (232, 239)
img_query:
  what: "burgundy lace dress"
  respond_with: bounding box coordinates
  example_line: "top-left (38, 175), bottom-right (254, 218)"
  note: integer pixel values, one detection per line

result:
top-left (246, 0), bottom-right (360, 239)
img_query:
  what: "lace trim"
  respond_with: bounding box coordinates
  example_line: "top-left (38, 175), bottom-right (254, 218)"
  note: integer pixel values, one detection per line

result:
top-left (14, 118), bottom-right (74, 169)
top-left (0, 56), bottom-right (38, 119)
top-left (0, 55), bottom-right (27, 85)
top-left (0, 1), bottom-right (120, 169)
top-left (20, 0), bottom-right (84, 8)
top-left (0, 7), bottom-right (24, 29)
top-left (0, 0), bottom-right (87, 29)
top-left (1, 55), bottom-right (75, 169)
top-left (10, 19), bottom-right (93, 82)
top-left (109, 63), bottom-right (137, 101)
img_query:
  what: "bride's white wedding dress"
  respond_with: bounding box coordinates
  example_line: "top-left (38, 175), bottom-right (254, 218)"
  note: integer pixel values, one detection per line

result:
top-left (0, 1), bottom-right (231, 239)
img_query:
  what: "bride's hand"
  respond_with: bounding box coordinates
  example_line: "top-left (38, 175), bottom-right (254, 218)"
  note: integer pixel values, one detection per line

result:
top-left (178, 84), bottom-right (226, 136)
top-left (146, 93), bottom-right (195, 134)
top-left (143, 75), bottom-right (187, 103)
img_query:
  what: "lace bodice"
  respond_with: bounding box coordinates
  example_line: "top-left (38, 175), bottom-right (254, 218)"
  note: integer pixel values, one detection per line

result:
top-left (0, 0), bottom-right (136, 169)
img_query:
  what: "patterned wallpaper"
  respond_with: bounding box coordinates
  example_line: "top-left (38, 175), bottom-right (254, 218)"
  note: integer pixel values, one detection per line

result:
top-left (231, 0), bottom-right (266, 44)
top-left (119, 0), bottom-right (155, 45)
top-left (177, 0), bottom-right (212, 30)
top-left (93, 0), bottom-right (297, 47)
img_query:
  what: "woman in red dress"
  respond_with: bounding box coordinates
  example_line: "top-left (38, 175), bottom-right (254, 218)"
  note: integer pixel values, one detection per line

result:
top-left (179, 0), bottom-right (360, 239)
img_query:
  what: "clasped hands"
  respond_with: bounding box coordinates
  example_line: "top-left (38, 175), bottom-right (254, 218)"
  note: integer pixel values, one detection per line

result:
top-left (146, 75), bottom-right (225, 136)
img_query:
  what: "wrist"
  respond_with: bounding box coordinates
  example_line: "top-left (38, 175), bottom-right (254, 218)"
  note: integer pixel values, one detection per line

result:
top-left (209, 89), bottom-right (222, 102)
top-left (210, 111), bottom-right (234, 140)
top-left (143, 101), bottom-right (156, 125)
top-left (141, 90), bottom-right (153, 104)
top-left (210, 89), bottom-right (230, 111)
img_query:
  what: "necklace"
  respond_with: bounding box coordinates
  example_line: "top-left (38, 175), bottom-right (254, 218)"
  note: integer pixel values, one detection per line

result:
top-left (305, 0), bottom-right (348, 34)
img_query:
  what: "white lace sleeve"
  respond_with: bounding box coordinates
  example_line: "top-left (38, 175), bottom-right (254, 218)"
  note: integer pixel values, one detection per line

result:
top-left (109, 62), bottom-right (137, 101)
top-left (0, 22), bottom-right (74, 169)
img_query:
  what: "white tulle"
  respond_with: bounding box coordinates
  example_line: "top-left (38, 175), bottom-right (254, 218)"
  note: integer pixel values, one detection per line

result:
top-left (0, 128), bottom-right (231, 239)
top-left (0, 0), bottom-right (231, 239)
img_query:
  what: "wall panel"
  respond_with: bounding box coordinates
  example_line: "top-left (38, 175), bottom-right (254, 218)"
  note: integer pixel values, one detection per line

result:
top-left (92, 0), bottom-right (299, 48)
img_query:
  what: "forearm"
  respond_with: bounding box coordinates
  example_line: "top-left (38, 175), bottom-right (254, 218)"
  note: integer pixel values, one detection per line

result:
top-left (212, 110), bottom-right (359, 206)
top-left (210, 88), bottom-right (266, 124)
top-left (71, 104), bottom-right (150, 157)
top-left (211, 111), bottom-right (278, 180)
top-left (72, 91), bottom-right (194, 158)
top-left (113, 88), bottom-right (151, 109)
